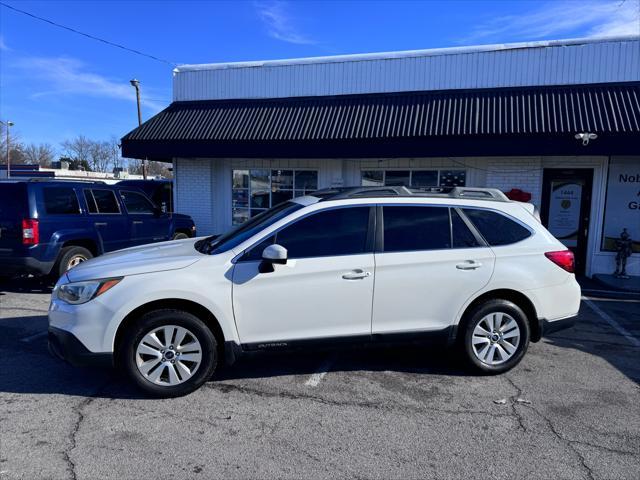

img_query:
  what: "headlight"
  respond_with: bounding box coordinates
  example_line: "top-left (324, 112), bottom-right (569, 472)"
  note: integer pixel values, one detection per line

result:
top-left (55, 278), bottom-right (122, 305)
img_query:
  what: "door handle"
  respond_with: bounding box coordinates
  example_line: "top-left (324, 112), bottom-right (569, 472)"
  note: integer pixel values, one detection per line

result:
top-left (94, 222), bottom-right (107, 227)
top-left (132, 221), bottom-right (143, 225)
top-left (342, 269), bottom-right (371, 280)
top-left (456, 261), bottom-right (482, 270)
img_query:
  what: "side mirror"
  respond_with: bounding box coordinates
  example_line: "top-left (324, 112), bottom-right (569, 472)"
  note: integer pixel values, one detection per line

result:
top-left (262, 244), bottom-right (288, 264)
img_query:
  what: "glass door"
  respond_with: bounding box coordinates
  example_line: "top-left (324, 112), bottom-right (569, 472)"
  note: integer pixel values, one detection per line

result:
top-left (541, 169), bottom-right (593, 276)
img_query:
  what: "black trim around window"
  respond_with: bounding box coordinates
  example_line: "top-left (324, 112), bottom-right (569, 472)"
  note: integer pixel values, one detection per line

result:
top-left (237, 204), bottom-right (377, 262)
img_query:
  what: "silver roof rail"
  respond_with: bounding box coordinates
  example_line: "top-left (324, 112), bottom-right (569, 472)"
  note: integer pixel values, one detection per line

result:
top-left (313, 186), bottom-right (510, 202)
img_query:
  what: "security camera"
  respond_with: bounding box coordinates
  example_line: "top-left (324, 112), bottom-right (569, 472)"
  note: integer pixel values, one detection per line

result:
top-left (574, 132), bottom-right (598, 146)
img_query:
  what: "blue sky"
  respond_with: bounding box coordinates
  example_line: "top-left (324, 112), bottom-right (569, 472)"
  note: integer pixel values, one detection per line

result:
top-left (1, 0), bottom-right (638, 152)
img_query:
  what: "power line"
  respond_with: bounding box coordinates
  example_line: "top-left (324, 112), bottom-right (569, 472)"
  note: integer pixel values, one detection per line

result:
top-left (0, 1), bottom-right (177, 66)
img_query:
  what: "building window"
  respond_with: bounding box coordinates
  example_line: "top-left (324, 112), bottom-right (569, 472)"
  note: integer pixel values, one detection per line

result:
top-left (232, 169), bottom-right (318, 225)
top-left (361, 169), bottom-right (466, 188)
top-left (601, 157), bottom-right (639, 253)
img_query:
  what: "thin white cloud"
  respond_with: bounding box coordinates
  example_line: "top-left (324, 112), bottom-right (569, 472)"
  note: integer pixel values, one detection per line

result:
top-left (256, 1), bottom-right (316, 45)
top-left (0, 35), bottom-right (9, 51)
top-left (463, 0), bottom-right (640, 43)
top-left (14, 56), bottom-right (166, 111)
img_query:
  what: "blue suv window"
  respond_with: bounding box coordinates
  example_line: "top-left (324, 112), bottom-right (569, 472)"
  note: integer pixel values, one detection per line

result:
top-left (87, 189), bottom-right (120, 214)
top-left (121, 190), bottom-right (155, 214)
top-left (43, 187), bottom-right (80, 215)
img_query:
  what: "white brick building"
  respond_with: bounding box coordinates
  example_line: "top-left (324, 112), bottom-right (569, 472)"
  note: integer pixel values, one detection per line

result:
top-left (122, 36), bottom-right (640, 278)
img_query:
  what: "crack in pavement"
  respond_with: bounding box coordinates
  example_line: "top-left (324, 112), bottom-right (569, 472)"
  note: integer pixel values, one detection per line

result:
top-left (505, 375), bottom-right (596, 480)
top-left (503, 374), bottom-right (528, 432)
top-left (62, 378), bottom-right (114, 480)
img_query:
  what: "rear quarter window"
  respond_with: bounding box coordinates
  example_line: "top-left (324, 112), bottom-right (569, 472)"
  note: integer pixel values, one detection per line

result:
top-left (43, 187), bottom-right (80, 215)
top-left (462, 208), bottom-right (532, 246)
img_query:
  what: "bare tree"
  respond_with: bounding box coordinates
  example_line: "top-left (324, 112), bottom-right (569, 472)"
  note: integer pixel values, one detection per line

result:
top-left (23, 143), bottom-right (56, 167)
top-left (146, 161), bottom-right (173, 179)
top-left (88, 141), bottom-right (112, 173)
top-left (61, 135), bottom-right (93, 170)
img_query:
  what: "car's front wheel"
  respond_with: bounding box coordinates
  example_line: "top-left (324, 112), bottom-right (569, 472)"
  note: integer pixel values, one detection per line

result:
top-left (461, 299), bottom-right (530, 374)
top-left (120, 309), bottom-right (218, 397)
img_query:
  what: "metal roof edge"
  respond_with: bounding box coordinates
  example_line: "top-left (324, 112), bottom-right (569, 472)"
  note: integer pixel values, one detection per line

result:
top-left (174, 35), bottom-right (640, 73)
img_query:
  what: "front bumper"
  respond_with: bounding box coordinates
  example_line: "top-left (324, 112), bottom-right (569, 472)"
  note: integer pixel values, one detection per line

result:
top-left (48, 326), bottom-right (113, 367)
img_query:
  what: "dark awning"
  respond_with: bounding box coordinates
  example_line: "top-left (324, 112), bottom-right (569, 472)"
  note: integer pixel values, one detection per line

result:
top-left (122, 82), bottom-right (640, 160)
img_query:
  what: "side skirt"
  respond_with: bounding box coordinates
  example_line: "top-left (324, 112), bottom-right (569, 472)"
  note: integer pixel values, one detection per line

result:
top-left (237, 326), bottom-right (455, 355)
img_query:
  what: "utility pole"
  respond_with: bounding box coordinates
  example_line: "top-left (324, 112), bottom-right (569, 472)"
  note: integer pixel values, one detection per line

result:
top-left (129, 79), bottom-right (147, 179)
top-left (1, 120), bottom-right (14, 179)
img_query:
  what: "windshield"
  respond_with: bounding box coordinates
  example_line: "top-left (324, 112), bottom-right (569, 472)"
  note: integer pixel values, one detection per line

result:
top-left (197, 201), bottom-right (304, 255)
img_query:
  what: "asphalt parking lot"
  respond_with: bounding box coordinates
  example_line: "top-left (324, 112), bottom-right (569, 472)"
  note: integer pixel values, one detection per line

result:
top-left (0, 278), bottom-right (639, 480)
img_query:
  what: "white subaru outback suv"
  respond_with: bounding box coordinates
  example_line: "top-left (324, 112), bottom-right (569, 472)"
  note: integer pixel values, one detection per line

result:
top-left (49, 186), bottom-right (581, 397)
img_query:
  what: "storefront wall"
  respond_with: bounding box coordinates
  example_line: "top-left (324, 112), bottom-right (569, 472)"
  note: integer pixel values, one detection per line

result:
top-left (173, 155), bottom-right (638, 277)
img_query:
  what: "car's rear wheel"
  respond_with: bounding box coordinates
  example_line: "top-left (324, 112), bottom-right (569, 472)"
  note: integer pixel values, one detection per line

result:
top-left (172, 232), bottom-right (189, 240)
top-left (120, 309), bottom-right (218, 397)
top-left (53, 246), bottom-right (93, 280)
top-left (461, 299), bottom-right (530, 374)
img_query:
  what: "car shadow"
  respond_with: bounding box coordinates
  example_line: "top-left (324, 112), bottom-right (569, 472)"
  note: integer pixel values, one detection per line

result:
top-left (0, 276), bottom-right (54, 294)
top-left (542, 302), bottom-right (640, 384)
top-left (0, 312), bottom-right (472, 399)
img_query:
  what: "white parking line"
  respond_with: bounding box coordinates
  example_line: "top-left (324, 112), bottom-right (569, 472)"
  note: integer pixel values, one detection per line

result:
top-left (20, 331), bottom-right (48, 343)
top-left (582, 297), bottom-right (640, 348)
top-left (305, 358), bottom-right (334, 387)
top-left (582, 288), bottom-right (640, 297)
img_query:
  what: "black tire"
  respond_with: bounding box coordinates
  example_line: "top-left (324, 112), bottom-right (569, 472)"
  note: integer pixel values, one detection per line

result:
top-left (53, 246), bottom-right (93, 280)
top-left (460, 299), bottom-right (530, 374)
top-left (172, 232), bottom-right (189, 240)
top-left (120, 309), bottom-right (218, 398)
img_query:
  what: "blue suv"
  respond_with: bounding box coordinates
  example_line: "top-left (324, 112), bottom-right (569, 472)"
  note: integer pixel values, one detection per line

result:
top-left (0, 180), bottom-right (196, 279)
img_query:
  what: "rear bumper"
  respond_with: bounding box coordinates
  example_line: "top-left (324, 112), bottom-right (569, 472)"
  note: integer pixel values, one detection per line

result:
top-left (0, 255), bottom-right (54, 276)
top-left (538, 314), bottom-right (578, 338)
top-left (48, 326), bottom-right (113, 368)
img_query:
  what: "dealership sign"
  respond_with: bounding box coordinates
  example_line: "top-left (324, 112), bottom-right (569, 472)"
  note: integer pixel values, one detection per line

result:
top-left (602, 158), bottom-right (640, 253)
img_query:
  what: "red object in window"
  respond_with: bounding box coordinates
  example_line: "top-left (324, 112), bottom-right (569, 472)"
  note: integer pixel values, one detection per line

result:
top-left (504, 189), bottom-right (532, 202)
top-left (22, 219), bottom-right (39, 245)
top-left (545, 250), bottom-right (575, 273)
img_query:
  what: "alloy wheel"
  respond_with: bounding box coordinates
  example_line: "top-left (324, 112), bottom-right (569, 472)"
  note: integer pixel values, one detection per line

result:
top-left (135, 325), bottom-right (203, 386)
top-left (471, 312), bottom-right (521, 365)
top-left (67, 255), bottom-right (86, 270)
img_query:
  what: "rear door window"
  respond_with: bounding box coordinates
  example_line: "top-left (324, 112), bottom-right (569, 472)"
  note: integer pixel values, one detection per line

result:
top-left (451, 209), bottom-right (481, 248)
top-left (43, 187), bottom-right (80, 215)
top-left (90, 189), bottom-right (121, 214)
top-left (382, 206), bottom-right (451, 252)
top-left (462, 209), bottom-right (531, 246)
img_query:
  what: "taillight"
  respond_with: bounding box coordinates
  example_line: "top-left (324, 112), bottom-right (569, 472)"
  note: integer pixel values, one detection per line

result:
top-left (545, 250), bottom-right (574, 273)
top-left (22, 219), bottom-right (39, 245)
